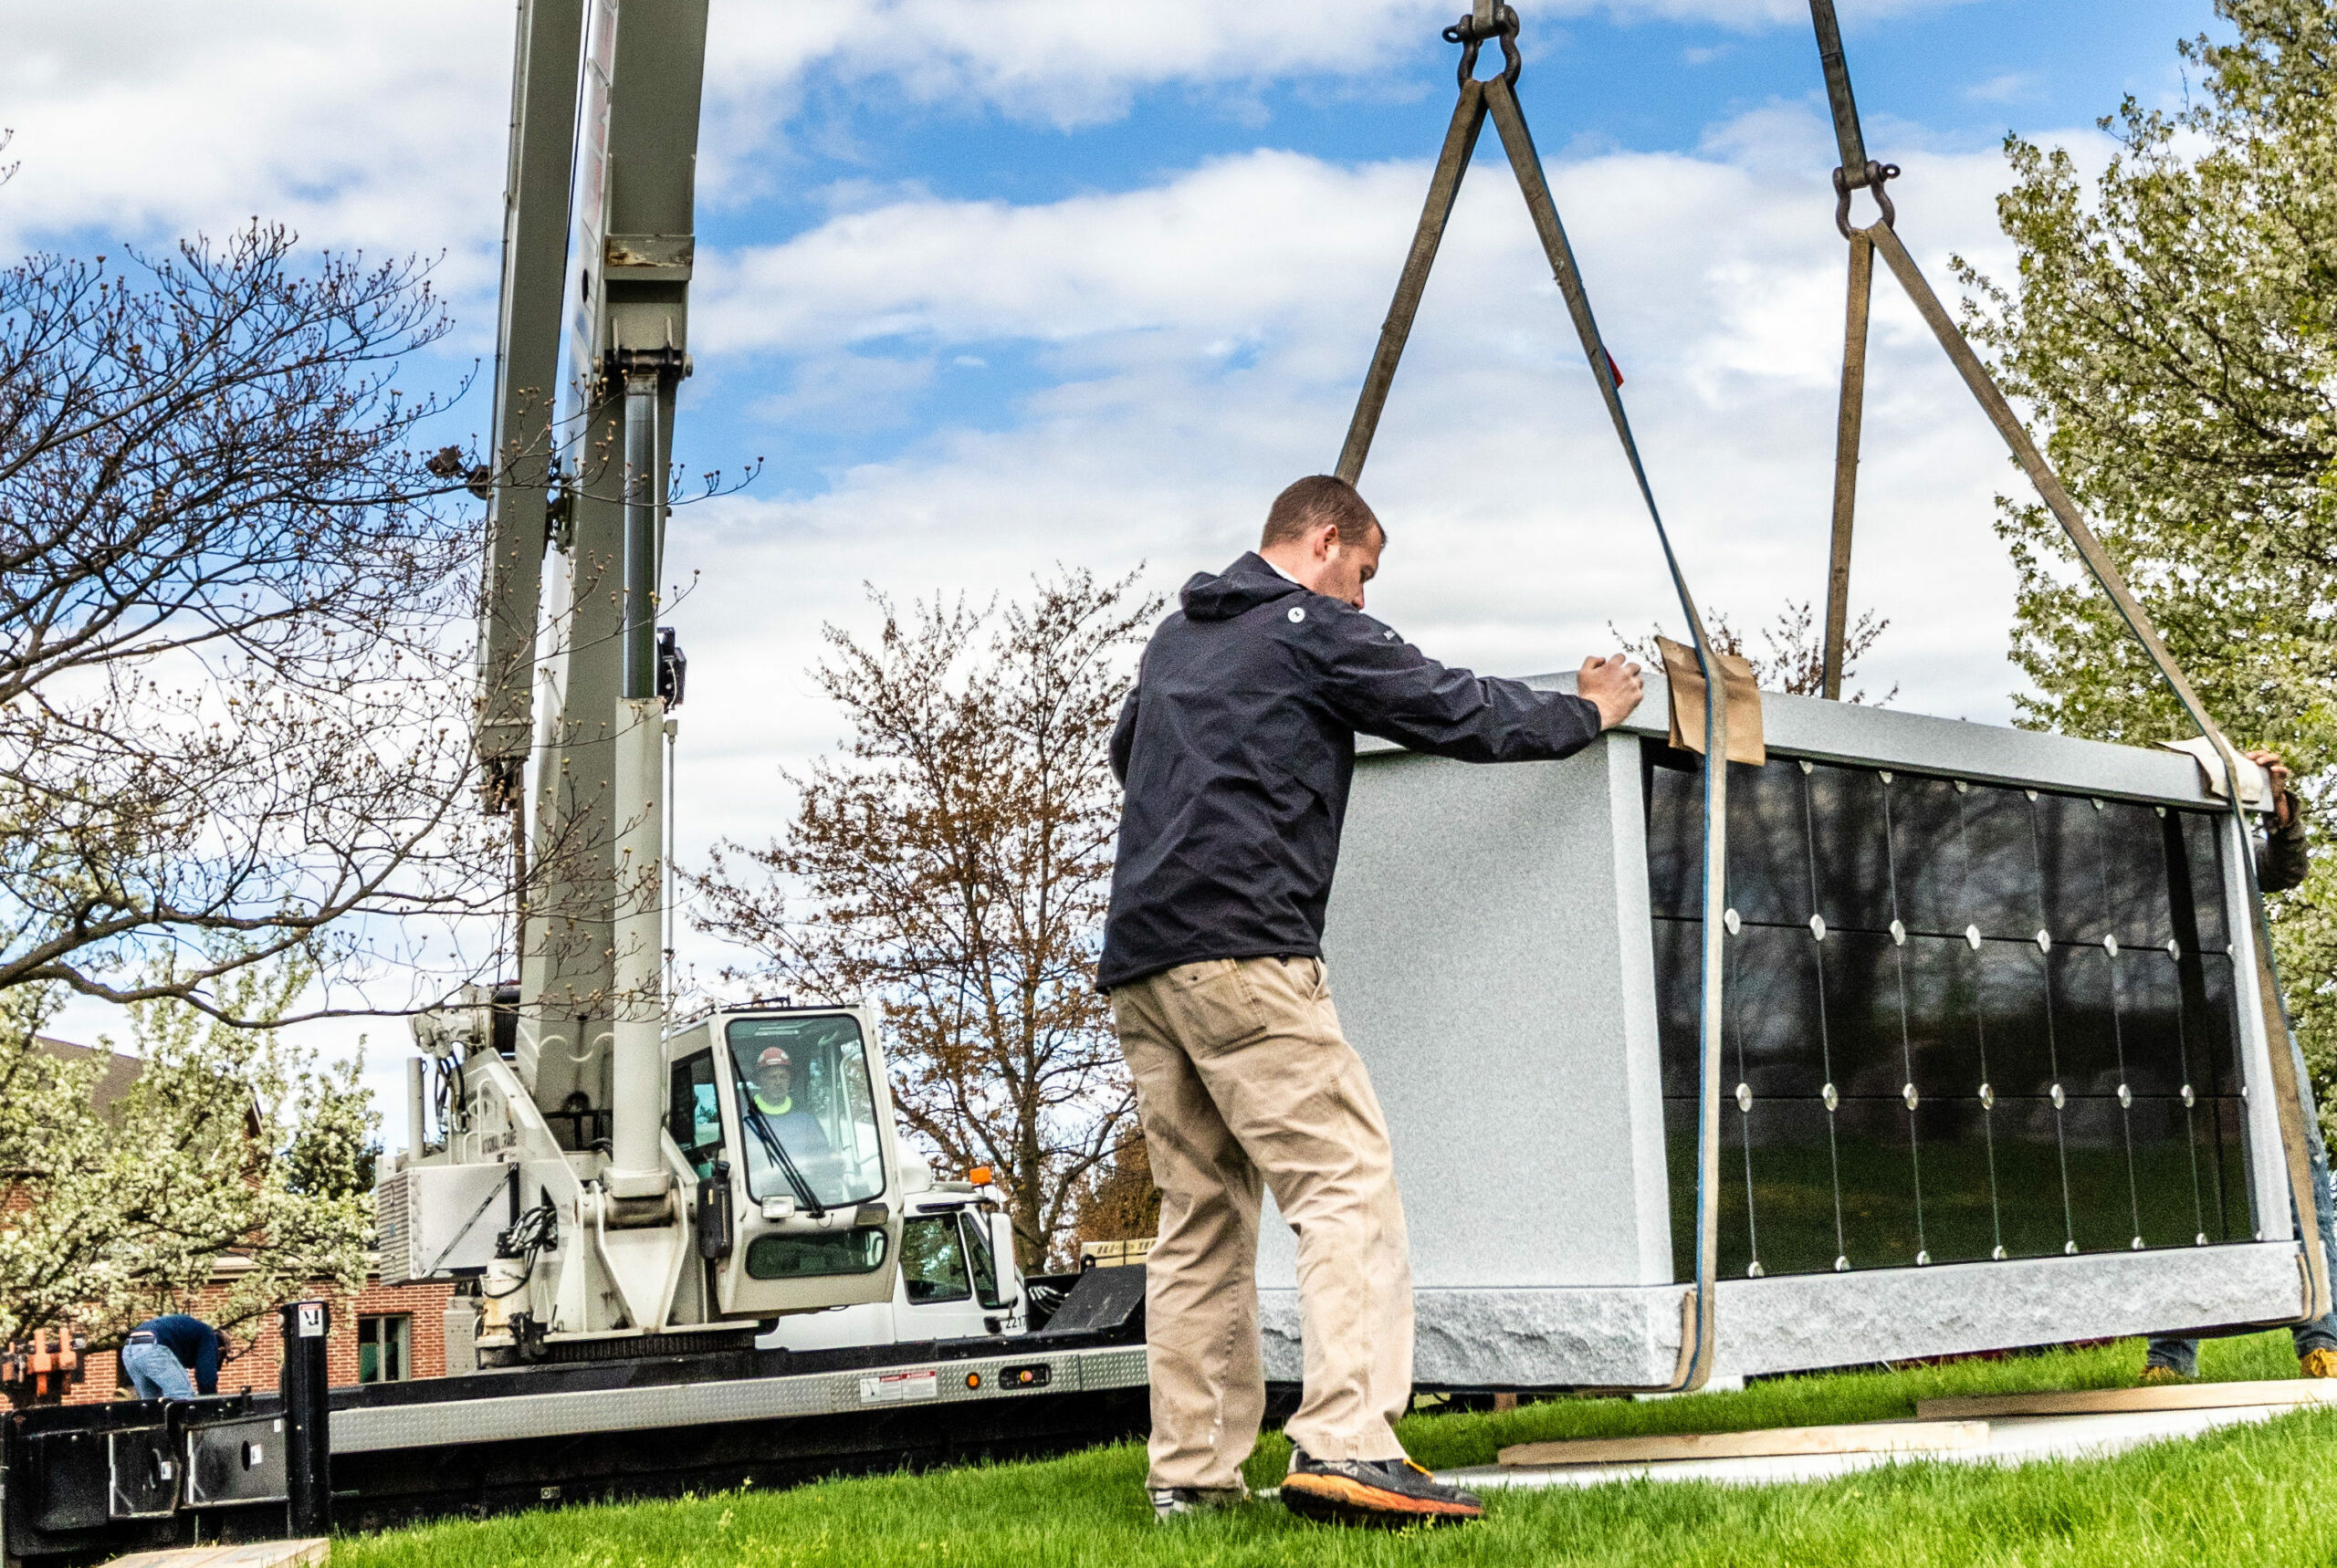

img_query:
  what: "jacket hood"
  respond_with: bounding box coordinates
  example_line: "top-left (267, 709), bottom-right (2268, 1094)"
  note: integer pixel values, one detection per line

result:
top-left (1180, 552), bottom-right (1305, 623)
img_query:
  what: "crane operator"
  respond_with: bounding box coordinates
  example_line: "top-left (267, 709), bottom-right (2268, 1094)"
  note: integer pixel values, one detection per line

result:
top-left (1100, 474), bottom-right (1645, 1528)
top-left (739, 1045), bottom-right (838, 1205)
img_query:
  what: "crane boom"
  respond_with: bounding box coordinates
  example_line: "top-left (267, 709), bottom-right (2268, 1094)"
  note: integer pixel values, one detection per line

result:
top-left (514, 0), bottom-right (706, 1183)
top-left (397, 0), bottom-right (908, 1355)
top-left (474, 0), bottom-right (586, 812)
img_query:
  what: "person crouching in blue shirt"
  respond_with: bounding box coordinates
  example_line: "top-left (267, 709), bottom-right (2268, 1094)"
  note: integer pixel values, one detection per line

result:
top-left (121, 1313), bottom-right (223, 1399)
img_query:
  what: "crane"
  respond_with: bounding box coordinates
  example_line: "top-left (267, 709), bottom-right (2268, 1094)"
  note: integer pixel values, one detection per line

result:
top-left (3, 15), bottom-right (1150, 1553)
top-left (382, 0), bottom-right (915, 1360)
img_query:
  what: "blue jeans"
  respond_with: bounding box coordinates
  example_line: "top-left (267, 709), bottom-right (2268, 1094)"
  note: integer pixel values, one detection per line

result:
top-left (121, 1340), bottom-right (194, 1400)
top-left (2145, 1083), bottom-right (2337, 1375)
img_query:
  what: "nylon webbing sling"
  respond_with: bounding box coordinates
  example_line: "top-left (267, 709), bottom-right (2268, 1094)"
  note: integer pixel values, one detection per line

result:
top-left (1809, 0), bottom-right (1893, 705)
top-left (1804, 0), bottom-right (2331, 1324)
top-left (1336, 2), bottom-right (1730, 1393)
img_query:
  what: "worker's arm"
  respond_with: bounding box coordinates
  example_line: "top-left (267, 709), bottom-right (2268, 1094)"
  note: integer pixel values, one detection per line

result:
top-left (194, 1328), bottom-right (221, 1396)
top-left (1109, 688), bottom-right (1138, 786)
top-left (2260, 797), bottom-right (2310, 894)
top-left (2260, 811), bottom-right (2308, 894)
top-left (1305, 606), bottom-right (1607, 763)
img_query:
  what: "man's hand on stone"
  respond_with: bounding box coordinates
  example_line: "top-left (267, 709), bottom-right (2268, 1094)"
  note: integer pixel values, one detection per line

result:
top-left (1578, 654), bottom-right (1644, 731)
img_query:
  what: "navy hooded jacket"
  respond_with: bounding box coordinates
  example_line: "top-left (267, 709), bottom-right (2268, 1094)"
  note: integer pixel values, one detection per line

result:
top-left (1097, 552), bottom-right (1604, 990)
top-left (132, 1314), bottom-right (222, 1395)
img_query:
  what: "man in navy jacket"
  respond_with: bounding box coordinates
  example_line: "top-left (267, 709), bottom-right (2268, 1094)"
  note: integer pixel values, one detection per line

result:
top-left (122, 1313), bottom-right (224, 1400)
top-left (1103, 475), bottom-right (1643, 1525)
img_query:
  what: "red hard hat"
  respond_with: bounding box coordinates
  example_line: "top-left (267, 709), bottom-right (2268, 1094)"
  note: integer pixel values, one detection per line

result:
top-left (755, 1046), bottom-right (792, 1071)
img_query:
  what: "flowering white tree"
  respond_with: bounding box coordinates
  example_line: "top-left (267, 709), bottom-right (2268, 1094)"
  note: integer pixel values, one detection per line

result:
top-left (1956, 0), bottom-right (2337, 1127)
top-left (0, 963), bottom-right (375, 1364)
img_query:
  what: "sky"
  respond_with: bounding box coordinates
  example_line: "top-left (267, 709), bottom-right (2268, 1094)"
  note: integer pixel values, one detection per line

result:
top-left (2, 0), bottom-right (2227, 1141)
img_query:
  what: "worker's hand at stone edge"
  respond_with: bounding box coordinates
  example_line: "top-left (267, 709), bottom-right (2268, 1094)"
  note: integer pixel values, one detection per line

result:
top-left (2248, 748), bottom-right (2295, 826)
top-left (1578, 654), bottom-right (1644, 730)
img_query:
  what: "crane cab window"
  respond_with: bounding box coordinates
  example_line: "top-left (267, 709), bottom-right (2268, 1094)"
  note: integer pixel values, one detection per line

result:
top-left (960, 1208), bottom-right (1011, 1311)
top-left (727, 1015), bottom-right (885, 1209)
top-left (900, 1215), bottom-right (970, 1304)
top-left (667, 1051), bottom-right (722, 1180)
top-left (744, 1228), bottom-right (889, 1280)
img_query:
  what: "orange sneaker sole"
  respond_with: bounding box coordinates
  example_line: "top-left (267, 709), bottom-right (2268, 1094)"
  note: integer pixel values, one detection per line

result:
top-left (1280, 1472), bottom-right (1483, 1527)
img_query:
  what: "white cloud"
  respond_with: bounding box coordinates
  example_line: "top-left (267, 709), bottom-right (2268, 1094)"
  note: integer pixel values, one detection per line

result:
top-left (705, 1), bottom-right (1430, 133)
top-left (697, 0), bottom-right (1981, 181)
top-left (706, 0), bottom-right (1976, 123)
top-left (749, 350), bottom-right (937, 433)
top-left (696, 150), bottom-right (1413, 355)
top-left (1568, 0), bottom-right (1965, 22)
top-left (0, 0), bottom-right (1979, 271)
top-left (1966, 70), bottom-right (2042, 105)
top-left (0, 2), bottom-right (509, 297)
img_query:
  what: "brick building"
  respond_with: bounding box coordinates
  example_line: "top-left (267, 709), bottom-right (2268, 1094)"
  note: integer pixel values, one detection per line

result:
top-left (56, 1270), bottom-right (456, 1406)
top-left (13, 1039), bottom-right (458, 1406)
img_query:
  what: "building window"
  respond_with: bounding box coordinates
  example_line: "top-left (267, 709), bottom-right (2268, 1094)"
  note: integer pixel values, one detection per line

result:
top-left (358, 1314), bottom-right (411, 1384)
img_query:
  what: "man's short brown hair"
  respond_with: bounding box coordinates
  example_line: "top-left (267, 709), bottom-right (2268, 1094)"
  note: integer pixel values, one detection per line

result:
top-left (1262, 475), bottom-right (1383, 550)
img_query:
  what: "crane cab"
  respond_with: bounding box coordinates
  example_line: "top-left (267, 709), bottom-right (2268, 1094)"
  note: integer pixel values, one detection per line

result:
top-left (663, 1004), bottom-right (906, 1318)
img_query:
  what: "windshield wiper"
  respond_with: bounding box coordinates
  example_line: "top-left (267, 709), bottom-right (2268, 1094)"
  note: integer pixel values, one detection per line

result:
top-left (739, 1096), bottom-right (827, 1218)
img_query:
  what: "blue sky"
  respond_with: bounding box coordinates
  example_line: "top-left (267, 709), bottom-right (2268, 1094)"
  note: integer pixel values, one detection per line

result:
top-left (687, 0), bottom-right (2212, 491)
top-left (1, 0), bottom-right (2229, 1129)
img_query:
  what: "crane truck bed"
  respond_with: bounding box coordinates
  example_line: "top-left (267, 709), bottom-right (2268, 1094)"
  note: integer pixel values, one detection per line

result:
top-left (1, 1268), bottom-right (1148, 1563)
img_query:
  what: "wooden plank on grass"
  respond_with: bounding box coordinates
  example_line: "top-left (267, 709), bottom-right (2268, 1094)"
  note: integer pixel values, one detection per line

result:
top-left (1917, 1380), bottom-right (2337, 1421)
top-left (1497, 1419), bottom-right (1989, 1469)
top-left (103, 1541), bottom-right (328, 1568)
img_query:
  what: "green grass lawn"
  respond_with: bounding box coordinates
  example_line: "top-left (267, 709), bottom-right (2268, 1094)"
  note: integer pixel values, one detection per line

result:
top-left (332, 1333), bottom-right (2337, 1568)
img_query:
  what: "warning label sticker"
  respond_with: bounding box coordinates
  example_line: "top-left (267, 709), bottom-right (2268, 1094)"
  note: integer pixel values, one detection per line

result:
top-left (859, 1370), bottom-right (938, 1405)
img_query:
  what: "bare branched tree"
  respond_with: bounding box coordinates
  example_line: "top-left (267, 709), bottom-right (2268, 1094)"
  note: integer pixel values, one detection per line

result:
top-left (0, 224), bottom-right (505, 1023)
top-left (1615, 600), bottom-right (1896, 705)
top-left (694, 570), bottom-right (1161, 1268)
top-left (1069, 1132), bottom-right (1162, 1248)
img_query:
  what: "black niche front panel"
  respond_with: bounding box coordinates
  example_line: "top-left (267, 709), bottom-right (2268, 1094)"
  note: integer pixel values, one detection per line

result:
top-left (1644, 742), bottom-right (2255, 1282)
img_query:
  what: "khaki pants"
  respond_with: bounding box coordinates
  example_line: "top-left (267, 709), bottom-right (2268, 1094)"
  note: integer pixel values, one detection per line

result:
top-left (1111, 956), bottom-right (1412, 1491)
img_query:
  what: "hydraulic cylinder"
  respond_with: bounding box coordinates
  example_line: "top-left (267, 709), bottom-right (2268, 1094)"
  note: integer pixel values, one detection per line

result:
top-left (606, 696), bottom-right (668, 1197)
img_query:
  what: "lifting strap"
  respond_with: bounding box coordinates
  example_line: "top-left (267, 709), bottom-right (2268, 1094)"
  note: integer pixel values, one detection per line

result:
top-left (1809, 0), bottom-right (1894, 705)
top-left (1804, 0), bottom-right (2331, 1325)
top-left (1337, 3), bottom-right (1731, 1393)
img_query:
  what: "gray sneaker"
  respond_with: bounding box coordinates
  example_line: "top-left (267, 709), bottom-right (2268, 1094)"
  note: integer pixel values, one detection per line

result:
top-left (1280, 1447), bottom-right (1483, 1526)
top-left (1148, 1486), bottom-right (1250, 1521)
